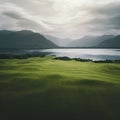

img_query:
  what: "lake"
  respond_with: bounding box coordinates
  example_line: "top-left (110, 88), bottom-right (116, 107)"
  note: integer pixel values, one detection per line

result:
top-left (26, 49), bottom-right (120, 61)
top-left (0, 48), bottom-right (120, 61)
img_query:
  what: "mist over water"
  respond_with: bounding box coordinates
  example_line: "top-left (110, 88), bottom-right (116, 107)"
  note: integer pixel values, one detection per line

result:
top-left (31, 49), bottom-right (120, 61)
top-left (25, 49), bottom-right (120, 61)
top-left (0, 48), bottom-right (120, 61)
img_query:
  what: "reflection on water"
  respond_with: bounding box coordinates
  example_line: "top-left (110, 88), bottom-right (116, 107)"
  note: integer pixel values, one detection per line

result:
top-left (0, 48), bottom-right (120, 61)
top-left (27, 49), bottom-right (120, 61)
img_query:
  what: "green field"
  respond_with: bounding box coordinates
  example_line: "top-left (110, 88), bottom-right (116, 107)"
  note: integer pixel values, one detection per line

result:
top-left (0, 56), bottom-right (120, 120)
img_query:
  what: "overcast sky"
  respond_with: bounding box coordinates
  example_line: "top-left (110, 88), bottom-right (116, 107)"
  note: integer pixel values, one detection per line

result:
top-left (0, 0), bottom-right (120, 38)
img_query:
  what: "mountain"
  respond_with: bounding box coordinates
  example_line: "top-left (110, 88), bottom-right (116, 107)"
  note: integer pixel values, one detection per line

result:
top-left (98, 35), bottom-right (120, 48)
top-left (0, 30), bottom-right (58, 49)
top-left (45, 35), bottom-right (72, 47)
top-left (68, 35), bottom-right (114, 47)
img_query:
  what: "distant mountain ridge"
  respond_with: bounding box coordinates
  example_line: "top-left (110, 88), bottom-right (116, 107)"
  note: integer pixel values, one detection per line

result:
top-left (45, 35), bottom-right (73, 47)
top-left (0, 30), bottom-right (120, 49)
top-left (0, 30), bottom-right (58, 49)
top-left (68, 35), bottom-right (115, 47)
top-left (98, 35), bottom-right (120, 48)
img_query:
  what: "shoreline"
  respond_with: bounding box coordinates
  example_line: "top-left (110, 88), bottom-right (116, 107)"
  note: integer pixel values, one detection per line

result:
top-left (0, 54), bottom-right (120, 63)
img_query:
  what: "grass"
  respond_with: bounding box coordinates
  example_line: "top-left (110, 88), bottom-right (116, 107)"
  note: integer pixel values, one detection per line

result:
top-left (0, 56), bottom-right (120, 120)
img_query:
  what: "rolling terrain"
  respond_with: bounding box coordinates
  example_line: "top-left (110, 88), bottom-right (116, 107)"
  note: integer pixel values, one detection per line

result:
top-left (0, 56), bottom-right (120, 120)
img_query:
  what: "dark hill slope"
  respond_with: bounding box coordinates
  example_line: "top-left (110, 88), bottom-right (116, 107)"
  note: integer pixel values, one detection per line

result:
top-left (0, 30), bottom-right (58, 49)
top-left (98, 35), bottom-right (120, 48)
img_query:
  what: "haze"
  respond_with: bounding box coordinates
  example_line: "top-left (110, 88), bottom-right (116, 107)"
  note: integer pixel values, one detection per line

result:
top-left (0, 0), bottom-right (120, 39)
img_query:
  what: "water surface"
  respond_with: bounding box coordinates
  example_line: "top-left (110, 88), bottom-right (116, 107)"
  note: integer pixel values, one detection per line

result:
top-left (0, 48), bottom-right (120, 61)
top-left (27, 49), bottom-right (120, 61)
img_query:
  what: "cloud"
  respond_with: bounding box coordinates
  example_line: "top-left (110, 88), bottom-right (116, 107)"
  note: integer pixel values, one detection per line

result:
top-left (0, 3), bottom-right (53, 32)
top-left (2, 11), bottom-right (22, 19)
top-left (0, 0), bottom-right (120, 38)
top-left (80, 2), bottom-right (120, 35)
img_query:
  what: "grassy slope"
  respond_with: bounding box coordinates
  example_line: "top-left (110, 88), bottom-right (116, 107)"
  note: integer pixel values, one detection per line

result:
top-left (0, 56), bottom-right (120, 120)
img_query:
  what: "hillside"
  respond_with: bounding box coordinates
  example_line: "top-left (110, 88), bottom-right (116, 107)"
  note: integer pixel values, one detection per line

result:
top-left (98, 35), bottom-right (120, 48)
top-left (0, 57), bottom-right (120, 120)
top-left (0, 30), bottom-right (58, 49)
top-left (45, 35), bottom-right (73, 47)
top-left (68, 35), bottom-right (114, 47)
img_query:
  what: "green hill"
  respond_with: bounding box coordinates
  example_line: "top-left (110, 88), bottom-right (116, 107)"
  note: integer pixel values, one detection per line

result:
top-left (0, 56), bottom-right (120, 120)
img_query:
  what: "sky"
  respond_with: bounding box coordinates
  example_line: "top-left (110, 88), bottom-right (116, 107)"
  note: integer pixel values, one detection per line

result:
top-left (0, 0), bottom-right (120, 39)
